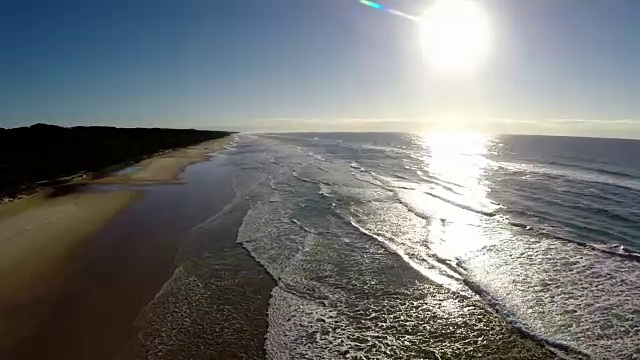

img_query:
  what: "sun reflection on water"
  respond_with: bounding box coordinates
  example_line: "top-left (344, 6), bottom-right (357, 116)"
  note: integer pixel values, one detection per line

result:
top-left (415, 133), bottom-right (498, 260)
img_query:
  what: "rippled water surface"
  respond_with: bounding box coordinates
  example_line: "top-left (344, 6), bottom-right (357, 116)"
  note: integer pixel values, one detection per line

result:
top-left (137, 133), bottom-right (640, 359)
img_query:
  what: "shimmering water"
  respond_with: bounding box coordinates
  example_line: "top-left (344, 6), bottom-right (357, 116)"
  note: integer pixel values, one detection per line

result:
top-left (134, 133), bottom-right (640, 359)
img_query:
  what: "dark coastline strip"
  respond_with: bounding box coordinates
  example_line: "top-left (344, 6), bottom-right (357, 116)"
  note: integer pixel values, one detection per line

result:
top-left (0, 123), bottom-right (231, 200)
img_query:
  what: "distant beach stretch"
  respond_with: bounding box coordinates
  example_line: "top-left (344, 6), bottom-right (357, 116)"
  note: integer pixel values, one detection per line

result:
top-left (0, 130), bottom-right (235, 359)
top-left (2, 131), bottom-right (640, 359)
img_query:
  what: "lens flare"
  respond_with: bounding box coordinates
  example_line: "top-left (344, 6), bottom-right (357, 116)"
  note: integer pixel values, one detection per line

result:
top-left (359, 0), bottom-right (385, 10)
top-left (358, 0), bottom-right (419, 21)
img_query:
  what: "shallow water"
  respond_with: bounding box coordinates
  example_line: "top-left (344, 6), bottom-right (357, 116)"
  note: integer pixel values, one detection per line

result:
top-left (114, 166), bottom-right (141, 176)
top-left (229, 133), bottom-right (638, 359)
top-left (2, 153), bottom-right (244, 360)
top-left (118, 152), bottom-right (274, 360)
top-left (128, 133), bottom-right (640, 359)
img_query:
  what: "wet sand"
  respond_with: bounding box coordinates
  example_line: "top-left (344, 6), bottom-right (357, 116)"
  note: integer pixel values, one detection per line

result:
top-left (118, 199), bottom-right (275, 360)
top-left (95, 137), bottom-right (233, 185)
top-left (0, 136), bottom-right (252, 359)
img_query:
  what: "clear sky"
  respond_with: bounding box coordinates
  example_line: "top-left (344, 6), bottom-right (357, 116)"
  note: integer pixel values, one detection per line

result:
top-left (2, 0), bottom-right (640, 137)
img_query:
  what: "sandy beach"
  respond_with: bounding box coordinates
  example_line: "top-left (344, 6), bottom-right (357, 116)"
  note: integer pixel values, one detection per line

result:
top-left (0, 190), bottom-right (141, 346)
top-left (95, 137), bottom-right (233, 185)
top-left (0, 136), bottom-right (233, 358)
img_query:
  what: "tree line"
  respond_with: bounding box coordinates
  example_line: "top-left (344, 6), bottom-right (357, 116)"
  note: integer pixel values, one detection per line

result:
top-left (0, 123), bottom-right (230, 198)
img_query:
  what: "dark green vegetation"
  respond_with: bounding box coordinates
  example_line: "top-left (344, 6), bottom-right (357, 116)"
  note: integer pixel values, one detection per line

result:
top-left (0, 123), bottom-right (230, 198)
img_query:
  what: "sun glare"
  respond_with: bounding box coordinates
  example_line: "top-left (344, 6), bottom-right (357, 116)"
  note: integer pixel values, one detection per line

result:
top-left (419, 0), bottom-right (492, 74)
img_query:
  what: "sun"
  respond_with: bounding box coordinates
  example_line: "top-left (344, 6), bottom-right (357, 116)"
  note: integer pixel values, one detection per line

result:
top-left (419, 0), bottom-right (492, 74)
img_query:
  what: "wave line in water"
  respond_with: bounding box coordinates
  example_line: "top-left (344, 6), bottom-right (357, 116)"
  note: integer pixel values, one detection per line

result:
top-left (220, 133), bottom-right (640, 358)
top-left (190, 195), bottom-right (241, 231)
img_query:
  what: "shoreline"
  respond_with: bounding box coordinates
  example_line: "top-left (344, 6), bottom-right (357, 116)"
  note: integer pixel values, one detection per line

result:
top-left (118, 198), bottom-right (275, 360)
top-left (93, 136), bottom-right (234, 185)
top-left (0, 136), bottom-right (234, 358)
top-left (0, 135), bottom-right (234, 204)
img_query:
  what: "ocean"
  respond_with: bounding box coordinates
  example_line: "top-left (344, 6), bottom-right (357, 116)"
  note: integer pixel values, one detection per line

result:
top-left (131, 132), bottom-right (640, 359)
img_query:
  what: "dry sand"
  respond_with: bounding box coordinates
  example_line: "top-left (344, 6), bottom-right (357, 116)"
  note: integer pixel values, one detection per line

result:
top-left (0, 190), bottom-right (141, 347)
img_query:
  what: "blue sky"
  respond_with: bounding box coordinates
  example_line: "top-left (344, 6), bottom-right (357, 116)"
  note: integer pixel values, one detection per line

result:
top-left (2, 0), bottom-right (640, 137)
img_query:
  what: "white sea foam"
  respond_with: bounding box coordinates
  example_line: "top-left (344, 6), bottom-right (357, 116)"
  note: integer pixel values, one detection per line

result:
top-left (228, 133), bottom-right (640, 359)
